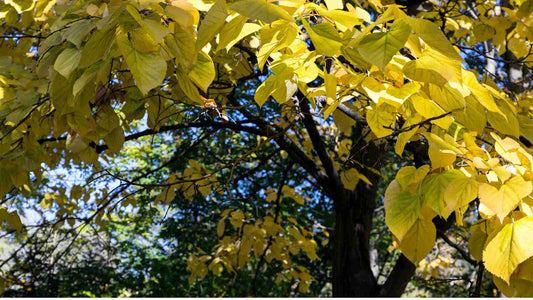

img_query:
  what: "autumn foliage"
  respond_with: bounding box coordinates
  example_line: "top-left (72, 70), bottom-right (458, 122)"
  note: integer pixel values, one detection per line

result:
top-left (0, 0), bottom-right (533, 296)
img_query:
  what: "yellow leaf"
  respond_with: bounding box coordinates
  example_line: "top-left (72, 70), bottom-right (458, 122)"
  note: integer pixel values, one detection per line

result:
top-left (463, 70), bottom-right (502, 115)
top-left (104, 126), bottom-right (125, 153)
top-left (487, 98), bottom-right (520, 138)
top-left (230, 211), bottom-right (244, 228)
top-left (217, 17), bottom-right (261, 52)
top-left (394, 115), bottom-right (422, 156)
top-left (396, 165), bottom-right (430, 193)
top-left (403, 47), bottom-right (461, 86)
top-left (411, 95), bottom-right (454, 130)
top-left (230, 0), bottom-right (293, 23)
top-left (217, 218), bottom-right (225, 237)
top-left (381, 82), bottom-right (420, 108)
top-left (196, 0), bottom-right (227, 50)
top-left (254, 76), bottom-right (277, 106)
top-left (305, 3), bottom-right (365, 29)
top-left (509, 37), bottom-right (529, 59)
top-left (473, 23), bottom-right (495, 43)
top-left (366, 103), bottom-right (395, 138)
top-left (444, 175), bottom-right (479, 209)
top-left (361, 77), bottom-right (385, 103)
top-left (166, 0), bottom-right (200, 28)
top-left (341, 168), bottom-right (360, 190)
top-left (494, 276), bottom-right (533, 297)
top-left (324, 0), bottom-right (343, 10)
top-left (142, 19), bottom-right (172, 43)
top-left (514, 255), bottom-right (533, 282)
top-left (256, 20), bottom-right (298, 70)
top-left (399, 218), bottom-right (436, 264)
top-left (429, 83), bottom-right (465, 111)
top-left (479, 177), bottom-right (532, 222)
top-left (469, 220), bottom-right (488, 262)
top-left (403, 17), bottom-right (461, 61)
top-left (176, 67), bottom-right (202, 104)
top-left (166, 25), bottom-right (197, 70)
top-left (483, 216), bottom-right (533, 284)
top-left (454, 95), bottom-right (487, 134)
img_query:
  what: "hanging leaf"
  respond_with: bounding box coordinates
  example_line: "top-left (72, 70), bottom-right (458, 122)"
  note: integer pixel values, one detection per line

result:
top-left (116, 30), bottom-right (167, 95)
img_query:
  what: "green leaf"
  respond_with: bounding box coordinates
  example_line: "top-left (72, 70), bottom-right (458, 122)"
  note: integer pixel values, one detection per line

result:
top-left (384, 180), bottom-right (424, 240)
top-left (79, 27), bottom-right (116, 68)
top-left (116, 30), bottom-right (167, 95)
top-left (302, 18), bottom-right (342, 57)
top-left (54, 47), bottom-right (81, 78)
top-left (176, 67), bottom-right (202, 104)
top-left (358, 19), bottom-right (411, 69)
top-left (64, 19), bottom-right (95, 48)
top-left (104, 126), bottom-right (125, 153)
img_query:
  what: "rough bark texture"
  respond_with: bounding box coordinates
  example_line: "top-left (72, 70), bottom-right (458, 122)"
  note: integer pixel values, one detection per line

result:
top-left (331, 178), bottom-right (380, 296)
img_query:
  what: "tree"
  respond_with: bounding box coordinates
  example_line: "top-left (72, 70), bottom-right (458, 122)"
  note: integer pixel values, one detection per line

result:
top-left (0, 0), bottom-right (532, 297)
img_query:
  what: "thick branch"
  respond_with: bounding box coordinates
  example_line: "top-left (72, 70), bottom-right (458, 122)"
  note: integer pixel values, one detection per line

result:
top-left (379, 254), bottom-right (416, 296)
top-left (299, 98), bottom-right (337, 183)
top-left (299, 97), bottom-right (347, 202)
top-left (314, 96), bottom-right (367, 125)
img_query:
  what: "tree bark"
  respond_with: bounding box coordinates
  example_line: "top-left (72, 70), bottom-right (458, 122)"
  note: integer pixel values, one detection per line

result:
top-left (332, 188), bottom-right (379, 296)
top-left (331, 127), bottom-right (382, 297)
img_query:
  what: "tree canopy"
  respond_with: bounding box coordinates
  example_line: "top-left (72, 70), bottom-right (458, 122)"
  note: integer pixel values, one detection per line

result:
top-left (0, 0), bottom-right (533, 296)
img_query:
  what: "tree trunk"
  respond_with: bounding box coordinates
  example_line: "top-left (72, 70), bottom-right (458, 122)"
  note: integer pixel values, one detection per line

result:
top-left (332, 187), bottom-right (379, 296)
top-left (295, 98), bottom-right (417, 297)
top-left (331, 130), bottom-right (382, 296)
